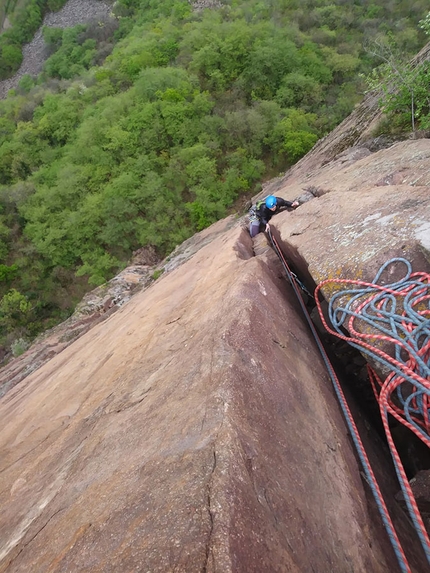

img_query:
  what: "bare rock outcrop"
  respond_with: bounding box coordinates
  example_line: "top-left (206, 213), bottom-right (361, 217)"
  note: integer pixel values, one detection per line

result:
top-left (272, 138), bottom-right (430, 289)
top-left (0, 24), bottom-right (429, 570)
top-left (1, 222), bottom-right (424, 573)
top-left (266, 138), bottom-right (430, 491)
top-left (191, 0), bottom-right (223, 10)
top-left (0, 217), bottom-right (237, 397)
top-left (0, 113), bottom-right (429, 573)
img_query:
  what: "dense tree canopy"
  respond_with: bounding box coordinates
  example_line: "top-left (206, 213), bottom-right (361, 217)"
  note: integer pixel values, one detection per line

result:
top-left (0, 0), bottom-right (429, 354)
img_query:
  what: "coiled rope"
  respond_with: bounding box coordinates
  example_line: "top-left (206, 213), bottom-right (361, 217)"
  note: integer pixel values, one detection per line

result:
top-left (315, 257), bottom-right (430, 566)
top-left (267, 229), bottom-right (429, 573)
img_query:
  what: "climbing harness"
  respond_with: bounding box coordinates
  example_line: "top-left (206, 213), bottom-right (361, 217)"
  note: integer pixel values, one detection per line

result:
top-left (267, 229), bottom-right (430, 573)
top-left (249, 199), bottom-right (266, 222)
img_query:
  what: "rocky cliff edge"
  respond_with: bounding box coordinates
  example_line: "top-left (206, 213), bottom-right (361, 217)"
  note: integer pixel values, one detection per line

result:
top-left (0, 91), bottom-right (429, 571)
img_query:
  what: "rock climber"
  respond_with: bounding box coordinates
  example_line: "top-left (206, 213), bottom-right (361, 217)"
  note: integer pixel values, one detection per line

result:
top-left (249, 195), bottom-right (299, 238)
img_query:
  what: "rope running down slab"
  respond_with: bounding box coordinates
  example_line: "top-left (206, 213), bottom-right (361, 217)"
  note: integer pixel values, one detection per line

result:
top-left (266, 228), bottom-right (422, 573)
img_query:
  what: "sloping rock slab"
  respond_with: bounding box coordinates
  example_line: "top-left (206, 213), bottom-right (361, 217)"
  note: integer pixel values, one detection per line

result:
top-left (0, 217), bottom-right (237, 398)
top-left (0, 225), bottom-right (410, 572)
top-left (274, 139), bottom-right (430, 288)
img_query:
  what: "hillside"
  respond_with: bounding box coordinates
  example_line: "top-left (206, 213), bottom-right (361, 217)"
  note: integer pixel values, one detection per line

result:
top-left (0, 0), bottom-right (113, 98)
top-left (0, 2), bottom-right (429, 571)
top-left (0, 0), bottom-right (430, 359)
top-left (0, 76), bottom-right (430, 572)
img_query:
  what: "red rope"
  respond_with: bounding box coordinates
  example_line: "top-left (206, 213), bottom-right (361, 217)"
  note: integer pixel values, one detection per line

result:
top-left (268, 233), bottom-right (414, 571)
top-left (315, 268), bottom-right (430, 560)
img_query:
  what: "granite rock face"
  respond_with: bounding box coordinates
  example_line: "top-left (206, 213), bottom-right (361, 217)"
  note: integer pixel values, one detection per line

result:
top-left (1, 23), bottom-right (430, 570)
top-left (272, 139), bottom-right (430, 294)
top-left (0, 217), bottom-right (237, 395)
top-left (0, 223), bottom-right (418, 573)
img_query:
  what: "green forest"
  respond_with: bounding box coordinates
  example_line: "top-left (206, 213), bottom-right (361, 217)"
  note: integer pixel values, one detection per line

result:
top-left (0, 0), bottom-right (429, 359)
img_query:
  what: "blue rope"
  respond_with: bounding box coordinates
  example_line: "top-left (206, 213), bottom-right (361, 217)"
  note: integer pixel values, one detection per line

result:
top-left (321, 257), bottom-right (430, 565)
top-left (267, 231), bottom-right (413, 572)
top-left (326, 258), bottom-right (430, 436)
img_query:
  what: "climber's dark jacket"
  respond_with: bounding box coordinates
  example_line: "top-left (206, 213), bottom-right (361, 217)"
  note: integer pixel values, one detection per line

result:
top-left (255, 197), bottom-right (295, 226)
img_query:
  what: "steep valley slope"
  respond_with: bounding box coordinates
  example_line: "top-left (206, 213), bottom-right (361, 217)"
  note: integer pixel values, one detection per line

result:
top-left (0, 41), bottom-right (430, 573)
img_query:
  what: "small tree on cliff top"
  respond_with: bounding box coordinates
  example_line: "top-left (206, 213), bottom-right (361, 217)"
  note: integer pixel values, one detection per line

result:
top-left (364, 18), bottom-right (430, 134)
top-left (418, 12), bottom-right (430, 36)
top-left (364, 37), bottom-right (419, 134)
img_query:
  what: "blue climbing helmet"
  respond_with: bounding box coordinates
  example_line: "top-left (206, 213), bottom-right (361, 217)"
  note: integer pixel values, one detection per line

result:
top-left (265, 195), bottom-right (277, 208)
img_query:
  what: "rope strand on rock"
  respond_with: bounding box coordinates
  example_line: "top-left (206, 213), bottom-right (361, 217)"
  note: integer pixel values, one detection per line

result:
top-left (266, 228), bottom-right (417, 573)
top-left (314, 257), bottom-right (430, 566)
